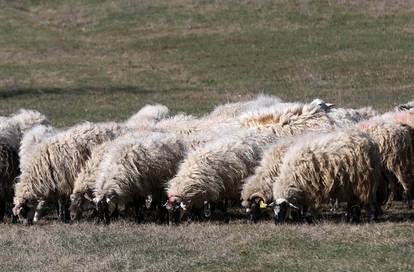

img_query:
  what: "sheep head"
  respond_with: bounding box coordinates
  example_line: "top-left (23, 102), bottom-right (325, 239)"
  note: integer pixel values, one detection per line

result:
top-left (310, 99), bottom-right (335, 112)
top-left (269, 198), bottom-right (299, 224)
top-left (93, 196), bottom-right (111, 224)
top-left (70, 192), bottom-right (94, 222)
top-left (12, 199), bottom-right (37, 225)
top-left (244, 194), bottom-right (267, 223)
top-left (165, 196), bottom-right (187, 224)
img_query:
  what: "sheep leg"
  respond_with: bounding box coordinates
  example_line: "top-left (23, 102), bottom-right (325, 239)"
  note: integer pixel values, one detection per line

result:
top-left (367, 203), bottom-right (377, 223)
top-left (155, 201), bottom-right (167, 224)
top-left (350, 205), bottom-right (361, 224)
top-left (383, 171), bottom-right (399, 210)
top-left (96, 200), bottom-right (110, 224)
top-left (111, 204), bottom-right (119, 220)
top-left (60, 198), bottom-right (70, 223)
top-left (221, 199), bottom-right (230, 223)
top-left (385, 181), bottom-right (396, 210)
top-left (58, 199), bottom-right (64, 220)
top-left (0, 198), bottom-right (5, 222)
top-left (403, 190), bottom-right (412, 209)
top-left (133, 199), bottom-right (144, 223)
top-left (33, 200), bottom-right (46, 223)
top-left (248, 199), bottom-right (261, 223)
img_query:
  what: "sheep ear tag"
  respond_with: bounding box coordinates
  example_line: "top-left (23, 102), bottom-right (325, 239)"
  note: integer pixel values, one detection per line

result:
top-left (259, 200), bottom-right (268, 209)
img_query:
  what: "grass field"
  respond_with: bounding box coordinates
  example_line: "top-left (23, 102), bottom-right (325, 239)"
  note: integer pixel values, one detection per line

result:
top-left (1, 0), bottom-right (414, 271)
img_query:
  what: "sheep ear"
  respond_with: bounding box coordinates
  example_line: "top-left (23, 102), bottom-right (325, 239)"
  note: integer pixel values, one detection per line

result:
top-left (325, 103), bottom-right (335, 109)
top-left (267, 202), bottom-right (275, 208)
top-left (180, 202), bottom-right (187, 211)
top-left (84, 193), bottom-right (92, 202)
top-left (289, 203), bottom-right (299, 210)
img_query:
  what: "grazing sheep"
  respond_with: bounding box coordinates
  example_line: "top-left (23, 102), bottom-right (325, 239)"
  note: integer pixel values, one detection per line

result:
top-left (272, 129), bottom-right (381, 223)
top-left (241, 136), bottom-right (298, 222)
top-left (357, 117), bottom-right (414, 208)
top-left (19, 124), bottom-right (58, 222)
top-left (0, 110), bottom-right (50, 222)
top-left (0, 144), bottom-right (19, 221)
top-left (13, 122), bottom-right (126, 224)
top-left (240, 102), bottom-right (334, 136)
top-left (69, 141), bottom-right (111, 221)
top-left (166, 129), bottom-right (277, 223)
top-left (93, 132), bottom-right (187, 224)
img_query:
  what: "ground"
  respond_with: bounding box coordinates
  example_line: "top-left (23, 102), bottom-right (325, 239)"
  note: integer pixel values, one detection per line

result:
top-left (0, 1), bottom-right (414, 271)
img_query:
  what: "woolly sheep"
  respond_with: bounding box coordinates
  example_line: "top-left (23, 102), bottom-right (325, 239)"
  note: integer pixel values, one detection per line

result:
top-left (272, 129), bottom-right (381, 223)
top-left (0, 144), bottom-right (19, 221)
top-left (206, 94), bottom-right (282, 122)
top-left (93, 132), bottom-right (187, 223)
top-left (394, 101), bottom-right (414, 112)
top-left (240, 102), bottom-right (334, 136)
top-left (357, 117), bottom-right (414, 208)
top-left (0, 110), bottom-right (50, 221)
top-left (152, 95), bottom-right (282, 136)
top-left (19, 124), bottom-right (58, 222)
top-left (166, 129), bottom-right (277, 223)
top-left (69, 141), bottom-right (111, 221)
top-left (310, 98), bottom-right (379, 127)
top-left (19, 124), bottom-right (58, 173)
top-left (328, 107), bottom-right (379, 127)
top-left (12, 121), bottom-right (126, 224)
top-left (69, 126), bottom-right (223, 222)
top-left (240, 136), bottom-right (298, 222)
top-left (125, 104), bottom-right (170, 128)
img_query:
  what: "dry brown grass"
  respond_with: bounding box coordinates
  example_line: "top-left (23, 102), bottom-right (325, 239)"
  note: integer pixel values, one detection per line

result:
top-left (0, 1), bottom-right (414, 270)
top-left (1, 218), bottom-right (413, 271)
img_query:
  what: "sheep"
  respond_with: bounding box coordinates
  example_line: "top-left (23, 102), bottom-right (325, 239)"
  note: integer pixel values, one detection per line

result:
top-left (151, 95), bottom-right (282, 136)
top-left (240, 102), bottom-right (334, 136)
top-left (394, 101), bottom-right (414, 112)
top-left (69, 141), bottom-right (111, 221)
top-left (19, 124), bottom-right (58, 173)
top-left (271, 129), bottom-right (382, 223)
top-left (0, 110), bottom-right (50, 222)
top-left (0, 144), bottom-right (19, 221)
top-left (328, 107), bottom-right (379, 127)
top-left (206, 94), bottom-right (282, 122)
top-left (240, 136), bottom-right (298, 222)
top-left (166, 129), bottom-right (277, 223)
top-left (12, 121), bottom-right (126, 224)
top-left (18, 124), bottom-right (58, 222)
top-left (383, 111), bottom-right (414, 131)
top-left (125, 104), bottom-right (170, 129)
top-left (310, 98), bottom-right (379, 127)
top-left (93, 132), bottom-right (187, 224)
top-left (356, 118), bottom-right (414, 208)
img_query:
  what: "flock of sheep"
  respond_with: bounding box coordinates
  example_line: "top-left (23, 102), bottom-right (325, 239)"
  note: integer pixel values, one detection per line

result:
top-left (1, 95), bottom-right (414, 225)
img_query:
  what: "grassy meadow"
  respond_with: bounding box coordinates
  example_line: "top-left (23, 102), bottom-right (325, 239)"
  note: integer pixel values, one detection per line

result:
top-left (1, 0), bottom-right (414, 271)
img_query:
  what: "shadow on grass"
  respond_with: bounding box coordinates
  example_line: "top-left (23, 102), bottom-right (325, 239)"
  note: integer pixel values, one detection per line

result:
top-left (0, 86), bottom-right (196, 98)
